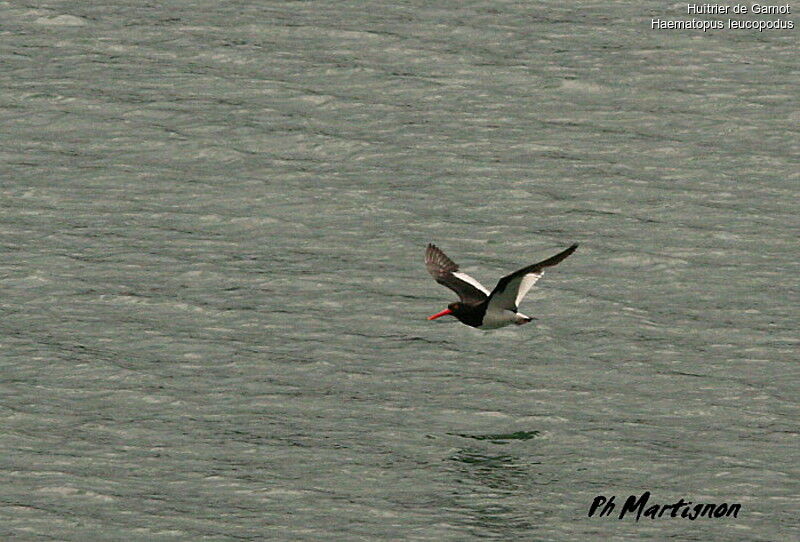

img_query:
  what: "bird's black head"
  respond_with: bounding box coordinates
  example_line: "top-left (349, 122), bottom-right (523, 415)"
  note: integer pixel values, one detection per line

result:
top-left (428, 301), bottom-right (484, 328)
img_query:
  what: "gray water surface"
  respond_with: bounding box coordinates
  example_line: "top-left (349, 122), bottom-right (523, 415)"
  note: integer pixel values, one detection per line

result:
top-left (1, 1), bottom-right (798, 540)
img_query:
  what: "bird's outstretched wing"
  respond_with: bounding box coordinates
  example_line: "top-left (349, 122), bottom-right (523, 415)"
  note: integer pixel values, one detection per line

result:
top-left (425, 244), bottom-right (490, 304)
top-left (487, 244), bottom-right (578, 312)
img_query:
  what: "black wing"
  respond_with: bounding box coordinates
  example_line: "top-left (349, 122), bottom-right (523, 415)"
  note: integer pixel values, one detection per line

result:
top-left (487, 244), bottom-right (578, 311)
top-left (425, 244), bottom-right (490, 304)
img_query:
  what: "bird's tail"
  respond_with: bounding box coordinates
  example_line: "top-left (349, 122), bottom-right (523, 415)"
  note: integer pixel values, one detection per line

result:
top-left (514, 313), bottom-right (534, 325)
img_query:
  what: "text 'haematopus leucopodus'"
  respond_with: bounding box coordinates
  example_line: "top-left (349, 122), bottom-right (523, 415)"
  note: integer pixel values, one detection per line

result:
top-left (425, 243), bottom-right (578, 329)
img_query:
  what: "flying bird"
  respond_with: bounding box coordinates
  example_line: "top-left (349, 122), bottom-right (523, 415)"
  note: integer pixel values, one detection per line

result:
top-left (425, 243), bottom-right (578, 329)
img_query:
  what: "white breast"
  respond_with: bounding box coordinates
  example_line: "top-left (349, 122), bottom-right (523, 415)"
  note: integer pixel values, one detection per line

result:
top-left (480, 309), bottom-right (519, 329)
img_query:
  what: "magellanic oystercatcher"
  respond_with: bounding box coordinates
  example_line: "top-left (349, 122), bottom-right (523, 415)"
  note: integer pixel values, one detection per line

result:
top-left (425, 243), bottom-right (578, 329)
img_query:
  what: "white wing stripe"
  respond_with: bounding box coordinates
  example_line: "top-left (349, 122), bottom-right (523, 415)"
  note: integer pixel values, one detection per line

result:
top-left (514, 272), bottom-right (543, 307)
top-left (452, 271), bottom-right (490, 295)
